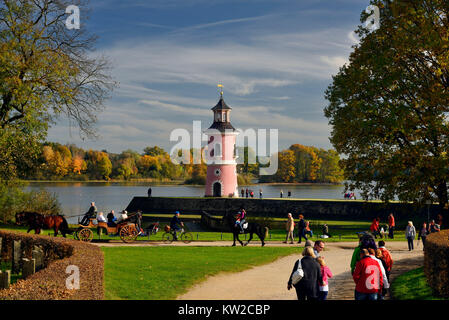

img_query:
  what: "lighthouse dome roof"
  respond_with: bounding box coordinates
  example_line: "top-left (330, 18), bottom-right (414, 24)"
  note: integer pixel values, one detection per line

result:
top-left (211, 97), bottom-right (232, 111)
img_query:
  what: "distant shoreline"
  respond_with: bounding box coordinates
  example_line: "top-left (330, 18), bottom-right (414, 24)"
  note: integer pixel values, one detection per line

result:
top-left (22, 180), bottom-right (344, 187)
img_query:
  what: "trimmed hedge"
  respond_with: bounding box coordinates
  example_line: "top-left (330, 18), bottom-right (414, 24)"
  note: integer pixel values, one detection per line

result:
top-left (424, 230), bottom-right (449, 298)
top-left (0, 230), bottom-right (103, 300)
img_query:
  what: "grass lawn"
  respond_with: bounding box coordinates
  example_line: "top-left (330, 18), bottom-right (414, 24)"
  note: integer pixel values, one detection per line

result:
top-left (102, 246), bottom-right (299, 300)
top-left (391, 267), bottom-right (447, 300)
top-left (0, 220), bottom-right (408, 243)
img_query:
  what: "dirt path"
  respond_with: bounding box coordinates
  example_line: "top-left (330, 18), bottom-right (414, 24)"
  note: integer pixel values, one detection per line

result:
top-left (174, 241), bottom-right (424, 300)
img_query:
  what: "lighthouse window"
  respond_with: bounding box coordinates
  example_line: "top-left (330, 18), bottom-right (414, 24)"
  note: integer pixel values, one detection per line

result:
top-left (214, 143), bottom-right (222, 157)
top-left (222, 112), bottom-right (226, 122)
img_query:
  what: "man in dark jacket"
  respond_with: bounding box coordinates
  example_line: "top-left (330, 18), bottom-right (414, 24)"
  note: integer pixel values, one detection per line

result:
top-left (287, 247), bottom-right (323, 300)
top-left (80, 202), bottom-right (97, 226)
top-left (297, 214), bottom-right (307, 244)
top-left (170, 211), bottom-right (184, 240)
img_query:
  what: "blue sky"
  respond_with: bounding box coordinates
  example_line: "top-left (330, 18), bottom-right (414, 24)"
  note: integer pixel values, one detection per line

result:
top-left (48, 0), bottom-right (370, 154)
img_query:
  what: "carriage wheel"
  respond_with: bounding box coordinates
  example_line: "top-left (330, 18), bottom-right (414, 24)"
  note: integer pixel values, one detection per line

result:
top-left (78, 228), bottom-right (93, 242)
top-left (162, 232), bottom-right (173, 244)
top-left (181, 232), bottom-right (193, 244)
top-left (73, 229), bottom-right (80, 240)
top-left (119, 225), bottom-right (138, 243)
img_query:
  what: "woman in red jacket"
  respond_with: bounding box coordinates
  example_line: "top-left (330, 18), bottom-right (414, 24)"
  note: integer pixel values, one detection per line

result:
top-left (370, 217), bottom-right (381, 238)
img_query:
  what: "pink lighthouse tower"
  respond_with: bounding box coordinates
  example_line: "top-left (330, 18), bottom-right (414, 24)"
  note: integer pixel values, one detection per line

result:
top-left (204, 86), bottom-right (239, 197)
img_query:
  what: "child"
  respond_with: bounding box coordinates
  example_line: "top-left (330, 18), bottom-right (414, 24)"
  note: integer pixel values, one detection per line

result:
top-left (317, 256), bottom-right (333, 300)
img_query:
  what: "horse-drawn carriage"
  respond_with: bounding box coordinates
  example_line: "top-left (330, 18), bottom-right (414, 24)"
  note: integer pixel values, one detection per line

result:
top-left (74, 214), bottom-right (140, 243)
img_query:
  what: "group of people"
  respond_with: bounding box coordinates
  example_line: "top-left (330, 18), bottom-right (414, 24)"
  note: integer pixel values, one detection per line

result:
top-left (80, 202), bottom-right (143, 235)
top-left (344, 192), bottom-right (356, 200)
top-left (350, 234), bottom-right (393, 300)
top-left (369, 213), bottom-right (396, 239)
top-left (283, 213), bottom-right (330, 244)
top-left (240, 188), bottom-right (263, 199)
top-left (406, 219), bottom-right (441, 251)
top-left (287, 240), bottom-right (332, 300)
top-left (280, 190), bottom-right (292, 198)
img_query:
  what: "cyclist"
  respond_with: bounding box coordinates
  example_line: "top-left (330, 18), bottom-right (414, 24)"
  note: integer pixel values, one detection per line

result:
top-left (170, 211), bottom-right (184, 240)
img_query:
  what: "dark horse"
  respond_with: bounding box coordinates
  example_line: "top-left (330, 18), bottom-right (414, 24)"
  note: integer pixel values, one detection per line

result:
top-left (222, 211), bottom-right (269, 247)
top-left (15, 211), bottom-right (72, 237)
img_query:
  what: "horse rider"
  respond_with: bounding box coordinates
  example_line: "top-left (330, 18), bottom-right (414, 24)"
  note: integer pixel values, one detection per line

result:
top-left (170, 211), bottom-right (184, 241)
top-left (81, 202), bottom-right (97, 226)
top-left (235, 208), bottom-right (247, 233)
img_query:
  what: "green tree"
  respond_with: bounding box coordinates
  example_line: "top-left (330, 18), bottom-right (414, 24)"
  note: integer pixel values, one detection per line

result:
top-left (0, 0), bottom-right (116, 137)
top-left (324, 0), bottom-right (449, 213)
top-left (143, 146), bottom-right (167, 157)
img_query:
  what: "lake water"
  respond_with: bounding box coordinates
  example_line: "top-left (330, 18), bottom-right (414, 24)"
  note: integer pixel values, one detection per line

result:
top-left (26, 182), bottom-right (360, 224)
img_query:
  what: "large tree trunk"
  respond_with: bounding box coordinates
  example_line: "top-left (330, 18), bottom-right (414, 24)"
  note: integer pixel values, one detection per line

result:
top-left (435, 181), bottom-right (448, 229)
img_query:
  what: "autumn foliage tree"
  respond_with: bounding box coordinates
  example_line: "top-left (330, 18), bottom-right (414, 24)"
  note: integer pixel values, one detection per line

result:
top-left (324, 0), bottom-right (449, 214)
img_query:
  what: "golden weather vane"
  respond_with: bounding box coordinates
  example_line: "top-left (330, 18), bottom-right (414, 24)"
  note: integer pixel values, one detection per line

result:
top-left (217, 84), bottom-right (223, 97)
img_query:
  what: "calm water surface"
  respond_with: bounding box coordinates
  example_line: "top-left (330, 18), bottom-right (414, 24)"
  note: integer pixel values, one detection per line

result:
top-left (26, 182), bottom-right (361, 224)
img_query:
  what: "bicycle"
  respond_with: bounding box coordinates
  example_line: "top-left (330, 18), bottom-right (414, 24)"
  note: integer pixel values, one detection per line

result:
top-left (162, 227), bottom-right (193, 244)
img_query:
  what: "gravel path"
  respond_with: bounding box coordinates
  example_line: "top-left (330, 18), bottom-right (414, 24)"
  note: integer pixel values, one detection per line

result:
top-left (174, 241), bottom-right (424, 300)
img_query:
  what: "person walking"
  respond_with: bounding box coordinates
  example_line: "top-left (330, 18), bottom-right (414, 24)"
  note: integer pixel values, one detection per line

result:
top-left (304, 220), bottom-right (313, 238)
top-left (377, 241), bottom-right (393, 280)
top-left (353, 249), bottom-right (384, 301)
top-left (429, 220), bottom-right (440, 233)
top-left (147, 187), bottom-right (152, 197)
top-left (287, 247), bottom-right (323, 301)
top-left (388, 213), bottom-right (395, 239)
top-left (280, 190), bottom-right (284, 198)
top-left (405, 221), bottom-right (416, 251)
top-left (245, 189), bottom-right (249, 198)
top-left (284, 213), bottom-right (295, 244)
top-left (297, 214), bottom-right (307, 244)
top-left (259, 189), bottom-right (263, 199)
top-left (350, 233), bottom-right (377, 274)
top-left (241, 189), bottom-right (244, 198)
top-left (317, 256), bottom-right (333, 301)
top-left (418, 222), bottom-right (429, 250)
top-left (313, 240), bottom-right (325, 258)
top-left (288, 190), bottom-right (291, 198)
top-left (373, 249), bottom-right (390, 299)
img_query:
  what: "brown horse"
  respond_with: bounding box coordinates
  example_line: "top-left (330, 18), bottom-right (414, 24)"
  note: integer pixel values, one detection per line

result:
top-left (15, 211), bottom-right (72, 237)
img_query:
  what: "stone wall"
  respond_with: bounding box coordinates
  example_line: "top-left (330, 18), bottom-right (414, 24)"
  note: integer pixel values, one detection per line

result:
top-left (126, 196), bottom-right (440, 222)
